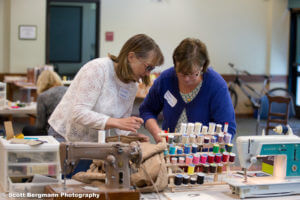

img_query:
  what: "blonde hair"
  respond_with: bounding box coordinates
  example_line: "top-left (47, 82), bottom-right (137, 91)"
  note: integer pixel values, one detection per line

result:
top-left (36, 70), bottom-right (62, 94)
top-left (110, 34), bottom-right (164, 86)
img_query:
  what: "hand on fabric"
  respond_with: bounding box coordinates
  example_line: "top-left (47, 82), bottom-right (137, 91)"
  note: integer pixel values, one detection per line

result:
top-left (106, 116), bottom-right (144, 132)
top-left (129, 132), bottom-right (150, 142)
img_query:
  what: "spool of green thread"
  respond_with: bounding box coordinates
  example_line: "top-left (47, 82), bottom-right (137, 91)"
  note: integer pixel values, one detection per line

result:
top-left (213, 144), bottom-right (219, 153)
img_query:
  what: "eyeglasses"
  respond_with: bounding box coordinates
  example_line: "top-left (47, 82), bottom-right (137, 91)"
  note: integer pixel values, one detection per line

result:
top-left (177, 71), bottom-right (201, 79)
top-left (138, 59), bottom-right (155, 72)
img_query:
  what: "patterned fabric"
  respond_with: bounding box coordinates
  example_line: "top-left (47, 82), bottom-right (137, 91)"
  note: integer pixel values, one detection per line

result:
top-left (36, 86), bottom-right (67, 133)
top-left (175, 83), bottom-right (202, 131)
top-left (48, 57), bottom-right (138, 142)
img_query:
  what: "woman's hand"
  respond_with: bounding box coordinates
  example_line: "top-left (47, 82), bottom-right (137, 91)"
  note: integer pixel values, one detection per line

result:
top-left (106, 116), bottom-right (144, 132)
top-left (129, 132), bottom-right (150, 142)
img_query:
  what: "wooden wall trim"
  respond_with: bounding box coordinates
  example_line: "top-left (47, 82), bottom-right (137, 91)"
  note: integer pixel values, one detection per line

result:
top-left (0, 73), bottom-right (26, 82)
top-left (221, 74), bottom-right (287, 83)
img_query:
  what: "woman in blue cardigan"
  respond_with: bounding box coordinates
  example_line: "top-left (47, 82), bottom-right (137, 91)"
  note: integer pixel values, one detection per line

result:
top-left (139, 38), bottom-right (236, 143)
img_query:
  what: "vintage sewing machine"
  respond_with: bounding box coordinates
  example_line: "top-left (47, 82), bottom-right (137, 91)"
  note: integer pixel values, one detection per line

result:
top-left (227, 125), bottom-right (300, 198)
top-left (45, 141), bottom-right (142, 199)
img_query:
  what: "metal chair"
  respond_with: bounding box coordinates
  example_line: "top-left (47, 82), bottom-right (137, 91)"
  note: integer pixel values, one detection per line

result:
top-left (265, 95), bottom-right (291, 135)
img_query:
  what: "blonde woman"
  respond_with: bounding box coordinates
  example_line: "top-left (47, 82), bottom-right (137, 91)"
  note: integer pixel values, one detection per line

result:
top-left (22, 70), bottom-right (67, 135)
top-left (48, 34), bottom-right (164, 142)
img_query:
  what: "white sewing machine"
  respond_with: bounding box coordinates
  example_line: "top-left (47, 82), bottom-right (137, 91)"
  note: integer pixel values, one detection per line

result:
top-left (227, 125), bottom-right (300, 198)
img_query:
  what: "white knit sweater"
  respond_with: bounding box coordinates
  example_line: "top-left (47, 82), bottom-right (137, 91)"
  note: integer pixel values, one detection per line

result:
top-left (48, 57), bottom-right (138, 142)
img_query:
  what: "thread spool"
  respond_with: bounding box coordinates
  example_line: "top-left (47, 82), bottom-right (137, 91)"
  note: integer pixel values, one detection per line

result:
top-left (218, 133), bottom-right (224, 143)
top-left (226, 143), bottom-right (233, 152)
top-left (184, 144), bottom-right (191, 154)
top-left (180, 123), bottom-right (187, 135)
top-left (183, 175), bottom-right (190, 184)
top-left (213, 144), bottom-right (220, 153)
top-left (217, 163), bottom-right (223, 173)
top-left (194, 122), bottom-right (202, 135)
top-left (224, 133), bottom-right (232, 144)
top-left (211, 136), bottom-right (217, 144)
top-left (171, 157), bottom-right (178, 164)
top-left (204, 137), bottom-right (210, 144)
top-left (169, 145), bottom-right (176, 155)
top-left (200, 154), bottom-right (208, 164)
top-left (174, 174), bottom-right (183, 185)
top-left (186, 123), bottom-right (195, 135)
top-left (202, 147), bottom-right (209, 152)
top-left (215, 153), bottom-right (222, 163)
top-left (197, 173), bottom-right (205, 184)
top-left (192, 154), bottom-right (200, 164)
top-left (177, 147), bottom-right (183, 154)
top-left (201, 125), bottom-right (208, 135)
top-left (210, 163), bottom-right (217, 173)
top-left (189, 134), bottom-right (196, 143)
top-left (98, 130), bottom-right (106, 144)
top-left (168, 135), bottom-right (174, 144)
top-left (220, 146), bottom-right (226, 153)
top-left (191, 144), bottom-right (198, 153)
top-left (208, 154), bottom-right (215, 163)
top-left (223, 122), bottom-right (229, 133)
top-left (190, 177), bottom-right (196, 184)
top-left (215, 124), bottom-right (222, 134)
top-left (229, 153), bottom-right (236, 162)
top-left (163, 149), bottom-right (168, 156)
top-left (222, 152), bottom-right (229, 162)
top-left (203, 164), bottom-right (209, 173)
top-left (179, 156), bottom-right (185, 164)
top-left (196, 134), bottom-right (204, 143)
top-left (186, 155), bottom-right (193, 165)
top-left (182, 134), bottom-right (189, 144)
top-left (188, 164), bottom-right (195, 175)
top-left (208, 122), bottom-right (216, 134)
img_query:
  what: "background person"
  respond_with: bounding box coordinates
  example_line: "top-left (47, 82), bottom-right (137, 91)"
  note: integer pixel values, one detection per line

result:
top-left (139, 38), bottom-right (236, 143)
top-left (22, 70), bottom-right (67, 136)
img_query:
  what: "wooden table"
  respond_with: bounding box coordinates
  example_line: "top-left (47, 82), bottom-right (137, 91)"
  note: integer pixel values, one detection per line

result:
top-left (0, 103), bottom-right (37, 125)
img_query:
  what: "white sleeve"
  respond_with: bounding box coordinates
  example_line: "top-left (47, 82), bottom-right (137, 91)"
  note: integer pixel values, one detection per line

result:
top-left (115, 99), bottom-right (134, 136)
top-left (71, 62), bottom-right (109, 130)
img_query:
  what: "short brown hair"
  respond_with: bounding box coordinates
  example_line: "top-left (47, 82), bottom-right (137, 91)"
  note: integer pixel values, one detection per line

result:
top-left (173, 38), bottom-right (210, 75)
top-left (36, 70), bottom-right (62, 94)
top-left (110, 34), bottom-right (164, 86)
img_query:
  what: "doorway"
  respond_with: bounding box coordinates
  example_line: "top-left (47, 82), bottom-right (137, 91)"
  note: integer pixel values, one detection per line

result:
top-left (46, 0), bottom-right (100, 79)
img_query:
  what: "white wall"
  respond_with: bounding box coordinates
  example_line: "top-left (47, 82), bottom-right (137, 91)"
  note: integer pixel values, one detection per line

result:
top-left (101, 0), bottom-right (289, 75)
top-left (9, 0), bottom-right (46, 73)
top-left (0, 0), bottom-right (290, 75)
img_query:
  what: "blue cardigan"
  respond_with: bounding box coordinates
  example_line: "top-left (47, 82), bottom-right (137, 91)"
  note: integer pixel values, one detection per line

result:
top-left (139, 67), bottom-right (236, 138)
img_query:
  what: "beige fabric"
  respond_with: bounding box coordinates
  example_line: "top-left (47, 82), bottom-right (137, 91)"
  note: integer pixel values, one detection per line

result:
top-left (72, 142), bottom-right (168, 193)
top-left (131, 142), bottom-right (168, 192)
top-left (72, 172), bottom-right (105, 184)
top-left (105, 135), bottom-right (142, 143)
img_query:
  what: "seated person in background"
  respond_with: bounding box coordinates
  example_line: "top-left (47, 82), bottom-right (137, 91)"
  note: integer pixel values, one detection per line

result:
top-left (139, 38), bottom-right (236, 143)
top-left (22, 70), bottom-right (67, 136)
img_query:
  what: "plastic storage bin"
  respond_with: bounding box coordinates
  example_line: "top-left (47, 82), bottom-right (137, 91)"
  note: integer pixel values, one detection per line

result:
top-left (0, 136), bottom-right (61, 192)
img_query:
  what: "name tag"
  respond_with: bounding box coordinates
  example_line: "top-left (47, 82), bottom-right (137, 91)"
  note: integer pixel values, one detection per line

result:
top-left (164, 90), bottom-right (177, 107)
top-left (119, 88), bottom-right (129, 100)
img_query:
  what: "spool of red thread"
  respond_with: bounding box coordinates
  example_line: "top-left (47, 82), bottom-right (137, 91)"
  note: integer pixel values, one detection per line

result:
top-left (222, 152), bottom-right (229, 162)
top-left (229, 153), bottom-right (236, 162)
top-left (208, 154), bottom-right (215, 163)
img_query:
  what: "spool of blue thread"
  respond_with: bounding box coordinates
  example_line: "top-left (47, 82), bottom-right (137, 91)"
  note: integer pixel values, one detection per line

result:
top-left (169, 145), bottom-right (176, 155)
top-left (192, 144), bottom-right (198, 153)
top-left (164, 149), bottom-right (169, 156)
top-left (211, 136), bottom-right (217, 143)
top-left (202, 147), bottom-right (209, 152)
top-left (177, 147), bottom-right (183, 154)
top-left (184, 144), bottom-right (191, 154)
